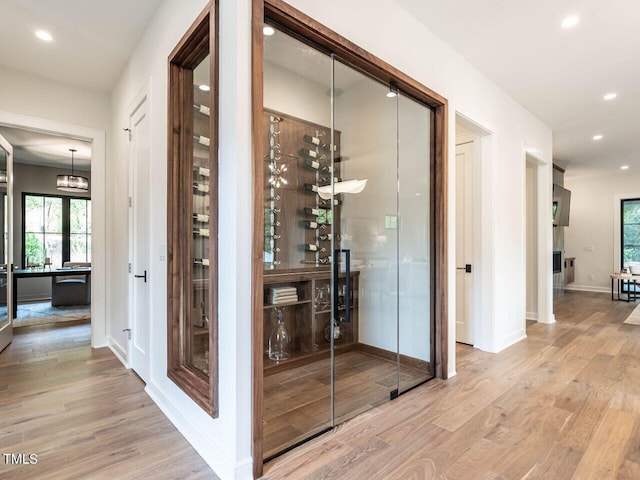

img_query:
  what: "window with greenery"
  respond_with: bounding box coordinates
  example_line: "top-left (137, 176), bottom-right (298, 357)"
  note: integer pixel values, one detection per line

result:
top-left (622, 198), bottom-right (640, 268)
top-left (23, 194), bottom-right (91, 268)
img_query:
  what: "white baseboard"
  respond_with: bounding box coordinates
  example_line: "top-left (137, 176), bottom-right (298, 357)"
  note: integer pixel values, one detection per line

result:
top-left (108, 337), bottom-right (129, 368)
top-left (495, 330), bottom-right (527, 353)
top-left (565, 284), bottom-right (610, 294)
top-left (447, 370), bottom-right (457, 379)
top-left (145, 383), bottom-right (253, 480)
top-left (526, 311), bottom-right (538, 321)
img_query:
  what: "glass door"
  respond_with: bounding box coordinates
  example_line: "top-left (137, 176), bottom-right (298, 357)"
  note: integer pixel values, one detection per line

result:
top-left (331, 58), bottom-right (400, 423)
top-left (0, 133), bottom-right (13, 353)
top-left (261, 23), bottom-right (435, 460)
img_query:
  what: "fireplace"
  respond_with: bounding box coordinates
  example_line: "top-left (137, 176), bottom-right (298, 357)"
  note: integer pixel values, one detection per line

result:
top-left (553, 251), bottom-right (562, 274)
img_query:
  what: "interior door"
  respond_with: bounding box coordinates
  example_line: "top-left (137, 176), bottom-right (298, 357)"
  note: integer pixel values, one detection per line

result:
top-left (0, 133), bottom-right (13, 353)
top-left (129, 92), bottom-right (151, 382)
top-left (455, 142), bottom-right (474, 345)
top-left (332, 57), bottom-right (400, 423)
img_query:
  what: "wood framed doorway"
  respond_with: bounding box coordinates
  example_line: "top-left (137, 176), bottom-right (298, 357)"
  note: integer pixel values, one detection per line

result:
top-left (251, 1), bottom-right (448, 476)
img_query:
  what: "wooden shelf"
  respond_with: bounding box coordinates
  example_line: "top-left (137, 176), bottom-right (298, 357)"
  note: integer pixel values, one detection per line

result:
top-left (263, 299), bottom-right (312, 309)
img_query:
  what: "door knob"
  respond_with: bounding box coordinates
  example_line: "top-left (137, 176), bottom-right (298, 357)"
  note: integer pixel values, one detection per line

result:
top-left (134, 270), bottom-right (147, 283)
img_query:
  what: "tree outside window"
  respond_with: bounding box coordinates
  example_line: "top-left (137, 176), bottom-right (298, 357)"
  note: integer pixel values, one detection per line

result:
top-left (622, 198), bottom-right (640, 268)
top-left (23, 194), bottom-right (91, 268)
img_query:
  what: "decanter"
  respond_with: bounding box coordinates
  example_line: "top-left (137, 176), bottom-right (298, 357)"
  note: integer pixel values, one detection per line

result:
top-left (268, 307), bottom-right (290, 362)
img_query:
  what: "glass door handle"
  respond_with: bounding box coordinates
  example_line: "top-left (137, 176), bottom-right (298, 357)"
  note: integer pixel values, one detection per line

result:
top-left (333, 249), bottom-right (351, 323)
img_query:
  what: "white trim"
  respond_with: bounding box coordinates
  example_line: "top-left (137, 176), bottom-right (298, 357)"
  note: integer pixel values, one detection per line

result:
top-left (108, 339), bottom-right (130, 369)
top-left (495, 330), bottom-right (528, 353)
top-left (0, 110), bottom-right (107, 348)
top-left (447, 370), bottom-right (457, 379)
top-left (145, 383), bottom-right (253, 480)
top-left (565, 284), bottom-right (611, 294)
top-left (526, 311), bottom-right (538, 321)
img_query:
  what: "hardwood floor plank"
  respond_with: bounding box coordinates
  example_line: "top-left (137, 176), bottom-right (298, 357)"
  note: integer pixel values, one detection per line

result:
top-left (0, 321), bottom-right (217, 480)
top-left (264, 292), bottom-right (640, 479)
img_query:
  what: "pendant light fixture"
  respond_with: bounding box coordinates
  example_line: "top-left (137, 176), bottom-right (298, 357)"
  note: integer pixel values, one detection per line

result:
top-left (57, 148), bottom-right (89, 192)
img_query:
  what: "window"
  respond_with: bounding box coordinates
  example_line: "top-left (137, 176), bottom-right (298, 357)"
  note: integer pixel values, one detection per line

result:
top-left (23, 194), bottom-right (91, 267)
top-left (621, 198), bottom-right (640, 268)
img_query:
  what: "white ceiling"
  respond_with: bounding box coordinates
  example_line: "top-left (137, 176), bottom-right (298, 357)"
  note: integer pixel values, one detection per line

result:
top-left (395, 0), bottom-right (640, 175)
top-left (0, 0), bottom-right (163, 92)
top-left (0, 126), bottom-right (91, 171)
top-left (1, 0), bottom-right (637, 176)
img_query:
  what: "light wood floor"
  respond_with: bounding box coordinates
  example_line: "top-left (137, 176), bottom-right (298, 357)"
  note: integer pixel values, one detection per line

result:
top-left (263, 292), bottom-right (640, 479)
top-left (263, 350), bottom-right (429, 459)
top-left (0, 320), bottom-right (217, 480)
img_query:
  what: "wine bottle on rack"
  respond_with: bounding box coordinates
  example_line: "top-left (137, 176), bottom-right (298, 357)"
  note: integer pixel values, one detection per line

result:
top-left (320, 164), bottom-right (333, 174)
top-left (193, 227), bottom-right (210, 237)
top-left (193, 258), bottom-right (210, 266)
top-left (303, 220), bottom-right (319, 229)
top-left (304, 207), bottom-right (320, 216)
top-left (319, 176), bottom-right (341, 185)
top-left (193, 213), bottom-right (209, 223)
top-left (193, 182), bottom-right (209, 194)
top-left (318, 234), bottom-right (331, 241)
top-left (318, 256), bottom-right (332, 265)
top-left (303, 134), bottom-right (321, 146)
top-left (194, 166), bottom-right (210, 177)
top-left (193, 135), bottom-right (210, 147)
top-left (300, 147), bottom-right (324, 159)
top-left (318, 198), bottom-right (341, 207)
top-left (193, 104), bottom-right (211, 116)
top-left (303, 158), bottom-right (320, 170)
top-left (303, 244), bottom-right (320, 252)
top-left (304, 183), bottom-right (319, 193)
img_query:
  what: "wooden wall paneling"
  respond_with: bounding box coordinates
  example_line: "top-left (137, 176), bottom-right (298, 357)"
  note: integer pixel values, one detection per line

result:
top-left (251, 0), bottom-right (266, 476)
top-left (166, 1), bottom-right (218, 418)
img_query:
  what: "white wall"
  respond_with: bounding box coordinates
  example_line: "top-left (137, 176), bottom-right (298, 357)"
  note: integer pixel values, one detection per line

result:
top-left (564, 171), bottom-right (640, 292)
top-left (0, 67), bottom-right (109, 130)
top-left (108, 1), bottom-right (252, 479)
top-left (283, 0), bottom-right (552, 369)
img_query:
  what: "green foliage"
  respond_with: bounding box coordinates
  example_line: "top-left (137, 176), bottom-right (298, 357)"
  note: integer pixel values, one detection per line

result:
top-left (622, 200), bottom-right (640, 266)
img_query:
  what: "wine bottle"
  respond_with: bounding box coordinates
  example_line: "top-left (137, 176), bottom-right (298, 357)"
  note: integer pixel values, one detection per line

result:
top-left (193, 258), bottom-right (210, 266)
top-left (318, 256), bottom-right (332, 265)
top-left (304, 221), bottom-right (318, 229)
top-left (193, 182), bottom-right (209, 193)
top-left (320, 165), bottom-right (333, 174)
top-left (304, 244), bottom-right (319, 252)
top-left (303, 158), bottom-right (320, 170)
top-left (319, 176), bottom-right (341, 185)
top-left (304, 134), bottom-right (321, 146)
top-left (193, 213), bottom-right (209, 223)
top-left (193, 104), bottom-right (211, 116)
top-left (304, 183), bottom-right (319, 193)
top-left (304, 207), bottom-right (320, 216)
top-left (196, 166), bottom-right (210, 177)
top-left (319, 198), bottom-right (341, 207)
top-left (193, 228), bottom-right (210, 237)
top-left (194, 135), bottom-right (210, 147)
top-left (318, 234), bottom-right (331, 241)
top-left (300, 147), bottom-right (323, 159)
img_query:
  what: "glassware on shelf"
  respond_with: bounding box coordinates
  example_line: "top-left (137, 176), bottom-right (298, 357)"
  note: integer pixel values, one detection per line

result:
top-left (268, 307), bottom-right (290, 363)
top-left (325, 319), bottom-right (342, 343)
top-left (315, 284), bottom-right (331, 311)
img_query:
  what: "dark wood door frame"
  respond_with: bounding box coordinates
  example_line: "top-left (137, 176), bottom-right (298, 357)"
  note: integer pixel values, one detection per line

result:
top-left (251, 0), bottom-right (448, 476)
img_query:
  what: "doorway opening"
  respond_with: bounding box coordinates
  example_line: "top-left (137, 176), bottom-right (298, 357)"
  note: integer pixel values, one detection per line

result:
top-left (0, 111), bottom-right (106, 347)
top-left (453, 113), bottom-right (493, 364)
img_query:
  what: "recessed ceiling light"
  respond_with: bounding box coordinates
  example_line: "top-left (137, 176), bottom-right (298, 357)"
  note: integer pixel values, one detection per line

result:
top-left (592, 134), bottom-right (603, 141)
top-left (263, 25), bottom-right (275, 36)
top-left (621, 165), bottom-right (629, 170)
top-left (198, 84), bottom-right (210, 92)
top-left (35, 30), bottom-right (53, 42)
top-left (561, 15), bottom-right (580, 29)
top-left (604, 93), bottom-right (617, 101)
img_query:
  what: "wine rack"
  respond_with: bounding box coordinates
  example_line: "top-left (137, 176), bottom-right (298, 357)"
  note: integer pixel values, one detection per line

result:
top-left (262, 109), bottom-right (342, 270)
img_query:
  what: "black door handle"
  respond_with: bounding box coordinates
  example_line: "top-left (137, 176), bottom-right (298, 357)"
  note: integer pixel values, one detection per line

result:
top-left (465, 264), bottom-right (472, 273)
top-left (333, 249), bottom-right (351, 324)
top-left (134, 270), bottom-right (147, 283)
